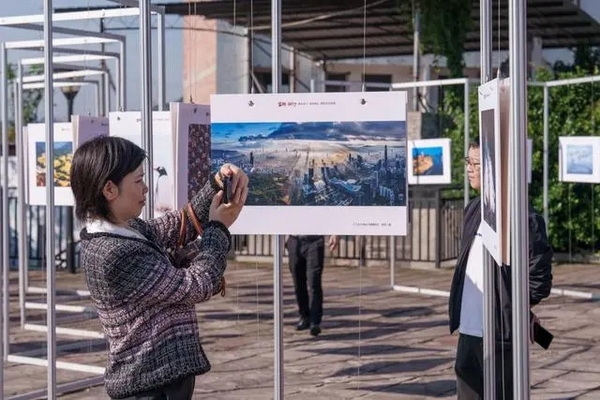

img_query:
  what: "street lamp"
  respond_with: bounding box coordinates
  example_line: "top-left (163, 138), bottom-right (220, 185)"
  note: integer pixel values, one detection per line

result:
top-left (60, 83), bottom-right (80, 122)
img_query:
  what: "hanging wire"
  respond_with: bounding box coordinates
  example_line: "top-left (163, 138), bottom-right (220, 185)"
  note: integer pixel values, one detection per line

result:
top-left (591, 80), bottom-right (595, 254)
top-left (361, 0), bottom-right (367, 92)
top-left (188, 0), bottom-right (193, 103)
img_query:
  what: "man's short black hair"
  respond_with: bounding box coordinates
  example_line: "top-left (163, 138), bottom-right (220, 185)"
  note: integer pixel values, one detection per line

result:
top-left (469, 140), bottom-right (480, 150)
top-left (70, 135), bottom-right (146, 222)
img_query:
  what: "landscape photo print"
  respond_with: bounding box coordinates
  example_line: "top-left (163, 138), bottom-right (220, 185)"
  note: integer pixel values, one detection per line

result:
top-left (211, 91), bottom-right (408, 236)
top-left (559, 136), bottom-right (600, 183)
top-left (407, 138), bottom-right (451, 185)
top-left (27, 123), bottom-right (75, 206)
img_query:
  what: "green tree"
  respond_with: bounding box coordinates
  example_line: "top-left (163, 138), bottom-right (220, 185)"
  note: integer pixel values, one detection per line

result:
top-left (6, 63), bottom-right (44, 142)
top-left (528, 67), bottom-right (600, 254)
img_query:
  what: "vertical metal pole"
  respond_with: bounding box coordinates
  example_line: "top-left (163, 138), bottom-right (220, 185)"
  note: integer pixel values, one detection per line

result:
top-left (157, 10), bottom-right (166, 111)
top-left (141, 0), bottom-right (154, 219)
top-left (44, 0), bottom-right (57, 397)
top-left (99, 18), bottom-right (107, 117)
top-left (15, 70), bottom-right (27, 329)
top-left (115, 59), bottom-right (121, 112)
top-left (1, 44), bottom-right (9, 387)
top-left (542, 85), bottom-right (549, 225)
top-left (104, 72), bottom-right (111, 115)
top-left (94, 82), bottom-right (101, 117)
top-left (463, 81), bottom-right (470, 207)
top-left (119, 41), bottom-right (126, 110)
top-left (272, 0), bottom-right (283, 397)
top-left (310, 78), bottom-right (315, 93)
top-left (480, 0), bottom-right (496, 398)
top-left (412, 5), bottom-right (420, 111)
top-left (510, 0), bottom-right (531, 397)
top-left (390, 237), bottom-right (396, 287)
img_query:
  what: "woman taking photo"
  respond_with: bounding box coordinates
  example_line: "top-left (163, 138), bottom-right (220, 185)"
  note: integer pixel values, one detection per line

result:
top-left (70, 136), bottom-right (248, 399)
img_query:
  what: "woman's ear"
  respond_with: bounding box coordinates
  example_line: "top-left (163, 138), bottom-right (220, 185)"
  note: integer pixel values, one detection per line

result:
top-left (102, 180), bottom-right (119, 201)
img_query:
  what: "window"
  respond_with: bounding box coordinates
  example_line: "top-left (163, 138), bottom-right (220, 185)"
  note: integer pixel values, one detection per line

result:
top-left (362, 74), bottom-right (392, 91)
top-left (325, 72), bottom-right (348, 92)
top-left (254, 71), bottom-right (290, 93)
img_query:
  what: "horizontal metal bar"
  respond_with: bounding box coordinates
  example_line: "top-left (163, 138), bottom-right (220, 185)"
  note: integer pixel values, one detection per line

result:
top-left (545, 75), bottom-right (600, 87)
top-left (7, 376), bottom-right (104, 400)
top-left (0, 7), bottom-right (157, 26)
top-left (392, 285), bottom-right (450, 297)
top-left (41, 63), bottom-right (105, 72)
top-left (27, 286), bottom-right (90, 297)
top-left (391, 77), bottom-right (478, 89)
top-left (21, 54), bottom-right (118, 65)
top-left (7, 355), bottom-right (105, 374)
top-left (23, 69), bottom-right (105, 83)
top-left (25, 302), bottom-right (96, 314)
top-left (22, 80), bottom-right (98, 90)
top-left (11, 23), bottom-right (126, 42)
top-left (106, 0), bottom-right (165, 14)
top-left (322, 80), bottom-right (392, 89)
top-left (24, 323), bottom-right (105, 339)
top-left (5, 37), bottom-right (119, 49)
top-left (551, 288), bottom-right (600, 300)
top-left (17, 337), bottom-right (105, 358)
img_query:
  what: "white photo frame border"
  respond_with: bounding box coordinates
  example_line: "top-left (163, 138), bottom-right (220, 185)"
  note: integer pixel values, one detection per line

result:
top-left (558, 136), bottom-right (600, 184)
top-left (407, 138), bottom-right (452, 185)
top-left (210, 91), bottom-right (408, 236)
top-left (27, 123), bottom-right (75, 206)
top-left (478, 79), bottom-right (503, 265)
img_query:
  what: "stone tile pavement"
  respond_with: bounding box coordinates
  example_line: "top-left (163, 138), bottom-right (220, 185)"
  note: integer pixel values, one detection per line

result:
top-left (3, 261), bottom-right (600, 399)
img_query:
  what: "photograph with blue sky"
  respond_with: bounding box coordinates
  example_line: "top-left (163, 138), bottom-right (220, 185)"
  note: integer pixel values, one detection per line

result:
top-left (211, 120), bottom-right (407, 207)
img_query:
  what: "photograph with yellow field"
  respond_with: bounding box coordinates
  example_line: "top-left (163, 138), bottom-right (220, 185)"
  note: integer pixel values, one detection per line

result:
top-left (35, 141), bottom-right (73, 188)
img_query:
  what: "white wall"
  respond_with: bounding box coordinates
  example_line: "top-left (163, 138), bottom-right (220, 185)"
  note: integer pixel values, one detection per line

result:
top-left (216, 20), bottom-right (250, 95)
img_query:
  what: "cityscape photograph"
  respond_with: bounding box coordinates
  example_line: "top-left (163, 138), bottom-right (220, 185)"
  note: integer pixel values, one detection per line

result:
top-left (211, 120), bottom-right (407, 207)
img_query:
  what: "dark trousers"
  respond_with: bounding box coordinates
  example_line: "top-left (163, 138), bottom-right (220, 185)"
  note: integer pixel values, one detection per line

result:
top-left (287, 235), bottom-right (325, 325)
top-left (115, 375), bottom-right (195, 400)
top-left (455, 334), bottom-right (513, 400)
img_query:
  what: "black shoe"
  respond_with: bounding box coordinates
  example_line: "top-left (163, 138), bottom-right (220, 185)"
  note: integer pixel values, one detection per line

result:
top-left (310, 324), bottom-right (321, 336)
top-left (296, 318), bottom-right (310, 331)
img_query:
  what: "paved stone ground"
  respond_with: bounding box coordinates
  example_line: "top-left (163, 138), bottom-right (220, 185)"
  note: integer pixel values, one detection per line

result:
top-left (2, 261), bottom-right (600, 399)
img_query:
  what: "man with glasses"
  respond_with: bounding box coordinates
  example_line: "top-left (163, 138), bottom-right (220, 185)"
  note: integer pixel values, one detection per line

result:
top-left (448, 141), bottom-right (553, 399)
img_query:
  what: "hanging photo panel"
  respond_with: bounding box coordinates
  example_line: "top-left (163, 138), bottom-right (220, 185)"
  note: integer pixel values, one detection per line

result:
top-left (478, 79), bottom-right (503, 265)
top-left (27, 123), bottom-right (75, 206)
top-left (73, 115), bottom-right (109, 148)
top-left (559, 136), bottom-right (600, 183)
top-left (407, 138), bottom-right (451, 185)
top-left (170, 102), bottom-right (211, 208)
top-left (210, 91), bottom-right (408, 236)
top-left (109, 111), bottom-right (175, 217)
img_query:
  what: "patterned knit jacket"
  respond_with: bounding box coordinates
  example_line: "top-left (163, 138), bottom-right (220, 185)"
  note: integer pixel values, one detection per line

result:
top-left (79, 181), bottom-right (230, 399)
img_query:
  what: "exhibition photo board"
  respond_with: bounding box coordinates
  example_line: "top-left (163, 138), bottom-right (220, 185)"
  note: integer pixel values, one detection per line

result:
top-left (559, 136), bottom-right (600, 183)
top-left (407, 138), bottom-right (451, 185)
top-left (171, 102), bottom-right (211, 207)
top-left (109, 111), bottom-right (174, 217)
top-left (478, 78), bottom-right (504, 265)
top-left (26, 119), bottom-right (109, 207)
top-left (210, 91), bottom-right (408, 236)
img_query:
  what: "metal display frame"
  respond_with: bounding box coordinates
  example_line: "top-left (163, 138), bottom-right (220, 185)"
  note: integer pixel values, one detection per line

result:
top-left (0, 2), bottom-right (166, 398)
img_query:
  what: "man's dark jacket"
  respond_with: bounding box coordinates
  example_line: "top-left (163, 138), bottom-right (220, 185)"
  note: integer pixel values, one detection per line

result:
top-left (448, 197), bottom-right (553, 345)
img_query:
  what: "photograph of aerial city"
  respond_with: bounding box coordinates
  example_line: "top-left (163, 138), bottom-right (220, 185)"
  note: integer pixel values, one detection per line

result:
top-left (211, 121), bottom-right (406, 207)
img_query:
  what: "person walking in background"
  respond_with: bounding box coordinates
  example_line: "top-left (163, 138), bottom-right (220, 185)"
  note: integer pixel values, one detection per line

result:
top-left (287, 235), bottom-right (339, 337)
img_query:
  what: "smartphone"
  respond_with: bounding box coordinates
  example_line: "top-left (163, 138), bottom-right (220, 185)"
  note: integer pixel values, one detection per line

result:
top-left (533, 322), bottom-right (553, 350)
top-left (222, 176), bottom-right (232, 204)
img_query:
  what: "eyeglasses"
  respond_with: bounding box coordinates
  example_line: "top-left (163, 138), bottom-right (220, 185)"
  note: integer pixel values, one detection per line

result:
top-left (464, 157), bottom-right (481, 168)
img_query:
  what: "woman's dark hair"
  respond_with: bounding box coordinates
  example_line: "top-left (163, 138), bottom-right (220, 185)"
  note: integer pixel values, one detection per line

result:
top-left (469, 140), bottom-right (480, 150)
top-left (70, 136), bottom-right (146, 222)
